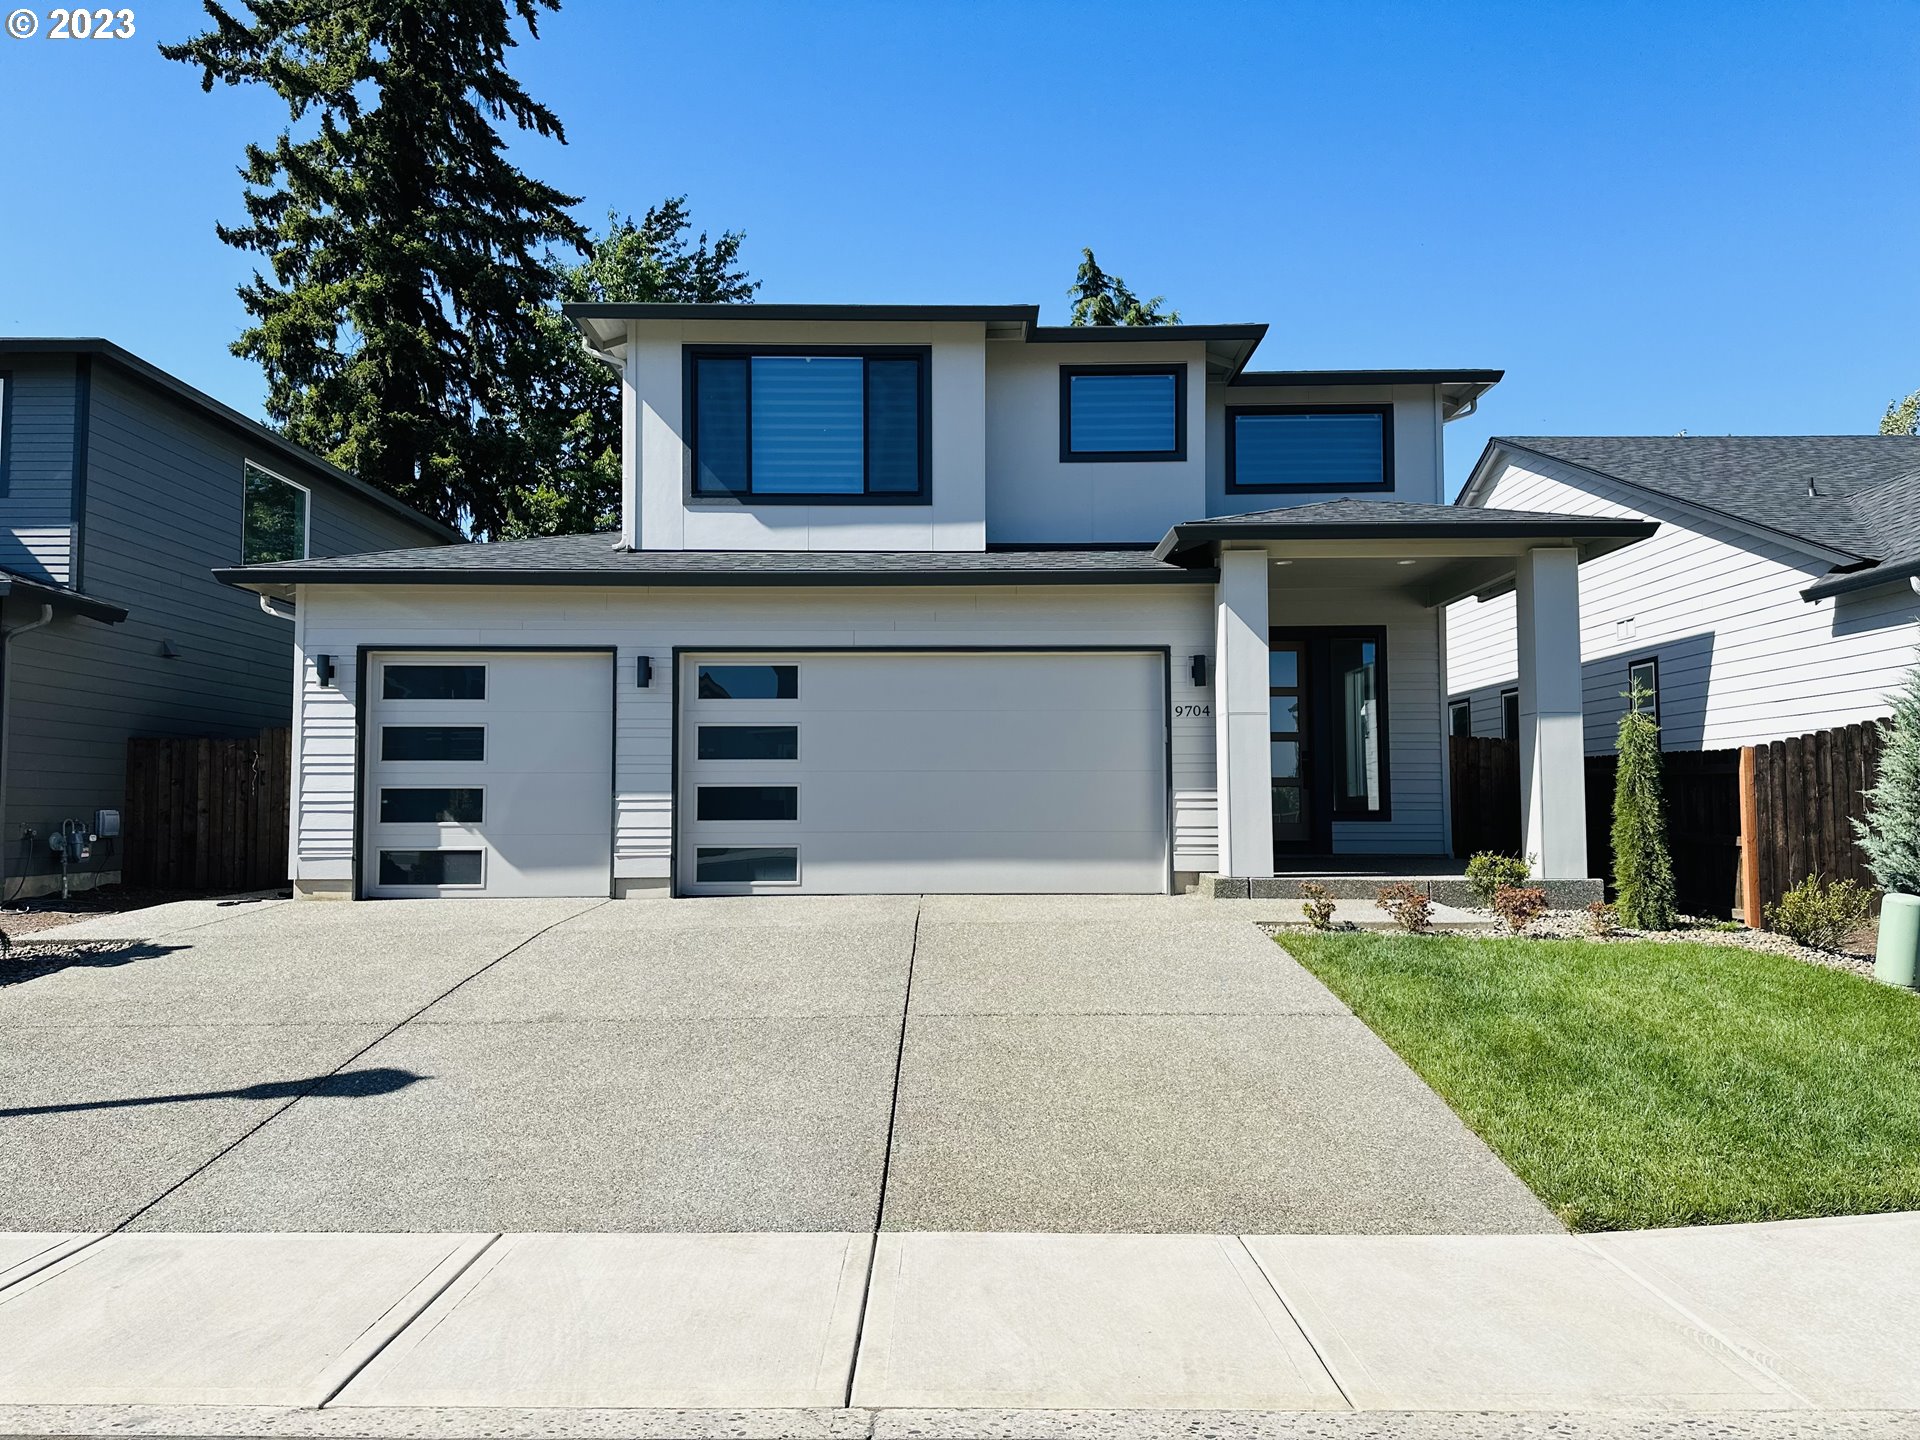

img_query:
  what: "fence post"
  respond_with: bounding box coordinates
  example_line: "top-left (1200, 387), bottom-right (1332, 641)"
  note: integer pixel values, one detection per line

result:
top-left (1738, 744), bottom-right (1762, 929)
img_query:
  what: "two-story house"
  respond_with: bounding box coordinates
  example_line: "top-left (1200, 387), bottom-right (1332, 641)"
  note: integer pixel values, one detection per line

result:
top-left (0, 338), bottom-right (458, 897)
top-left (217, 304), bottom-right (1652, 900)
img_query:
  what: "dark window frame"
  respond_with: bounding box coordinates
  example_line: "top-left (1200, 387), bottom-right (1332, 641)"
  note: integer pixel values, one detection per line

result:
top-left (684, 344), bottom-right (933, 506)
top-left (1059, 364), bottom-right (1188, 463)
top-left (1448, 697), bottom-right (1472, 738)
top-left (1500, 687), bottom-right (1520, 741)
top-left (1268, 625), bottom-right (1394, 837)
top-left (1628, 656), bottom-right (1661, 728)
top-left (1225, 403), bottom-right (1395, 493)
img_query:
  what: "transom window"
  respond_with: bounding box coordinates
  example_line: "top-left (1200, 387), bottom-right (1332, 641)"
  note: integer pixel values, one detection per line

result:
top-left (242, 462), bottom-right (310, 563)
top-left (689, 348), bottom-right (929, 502)
top-left (1060, 365), bottom-right (1186, 461)
top-left (1227, 406), bottom-right (1393, 492)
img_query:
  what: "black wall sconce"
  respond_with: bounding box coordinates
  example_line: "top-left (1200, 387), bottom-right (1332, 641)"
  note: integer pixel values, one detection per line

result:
top-left (1189, 654), bottom-right (1208, 688)
top-left (635, 654), bottom-right (653, 689)
top-left (313, 654), bottom-right (335, 688)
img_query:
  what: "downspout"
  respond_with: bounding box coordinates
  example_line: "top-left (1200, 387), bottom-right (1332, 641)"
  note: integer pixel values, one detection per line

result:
top-left (579, 333), bottom-right (638, 552)
top-left (259, 594), bottom-right (296, 622)
top-left (0, 604), bottom-right (55, 910)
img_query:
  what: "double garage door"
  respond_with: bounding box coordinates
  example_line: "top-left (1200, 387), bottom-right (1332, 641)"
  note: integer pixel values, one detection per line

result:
top-left (362, 648), bottom-right (1168, 898)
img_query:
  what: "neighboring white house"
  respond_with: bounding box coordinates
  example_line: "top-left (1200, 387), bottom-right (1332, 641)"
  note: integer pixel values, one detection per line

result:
top-left (1447, 436), bottom-right (1920, 754)
top-left (219, 304), bottom-right (1652, 900)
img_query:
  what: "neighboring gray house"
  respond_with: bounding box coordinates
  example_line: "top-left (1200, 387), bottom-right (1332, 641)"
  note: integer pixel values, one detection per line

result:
top-left (1447, 436), bottom-right (1920, 753)
top-left (0, 339), bottom-right (458, 897)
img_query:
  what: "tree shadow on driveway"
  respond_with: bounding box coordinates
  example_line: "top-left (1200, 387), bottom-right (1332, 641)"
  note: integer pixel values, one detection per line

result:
top-left (0, 941), bottom-right (189, 989)
top-left (0, 1066), bottom-right (427, 1118)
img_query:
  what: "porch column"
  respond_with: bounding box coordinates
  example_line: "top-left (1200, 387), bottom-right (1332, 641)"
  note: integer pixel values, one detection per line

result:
top-left (1515, 546), bottom-right (1589, 879)
top-left (1215, 548), bottom-right (1274, 879)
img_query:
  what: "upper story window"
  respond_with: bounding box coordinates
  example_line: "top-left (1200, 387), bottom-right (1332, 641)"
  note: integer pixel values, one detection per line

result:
top-left (242, 461), bottom-right (310, 564)
top-left (1226, 405), bottom-right (1393, 492)
top-left (1060, 365), bottom-right (1186, 462)
top-left (688, 347), bottom-right (929, 504)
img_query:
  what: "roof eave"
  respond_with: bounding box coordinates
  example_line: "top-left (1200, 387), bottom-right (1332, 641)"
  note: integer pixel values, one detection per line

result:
top-left (212, 564), bottom-right (1218, 592)
top-left (1800, 558), bottom-right (1920, 602)
top-left (0, 574), bottom-right (128, 624)
top-left (1151, 516), bottom-right (1658, 566)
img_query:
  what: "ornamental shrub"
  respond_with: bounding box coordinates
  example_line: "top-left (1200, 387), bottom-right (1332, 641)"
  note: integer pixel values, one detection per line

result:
top-left (1465, 852), bottom-right (1531, 907)
top-left (1586, 900), bottom-right (1620, 937)
top-left (1853, 655), bottom-right (1920, 897)
top-left (1492, 885), bottom-right (1549, 935)
top-left (1299, 880), bottom-right (1338, 931)
top-left (1767, 875), bottom-right (1875, 952)
top-left (1611, 680), bottom-right (1677, 930)
top-left (1376, 882), bottom-right (1433, 934)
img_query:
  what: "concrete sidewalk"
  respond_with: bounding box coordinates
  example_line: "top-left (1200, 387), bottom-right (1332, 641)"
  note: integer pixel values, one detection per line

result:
top-left (0, 1214), bottom-right (1913, 1434)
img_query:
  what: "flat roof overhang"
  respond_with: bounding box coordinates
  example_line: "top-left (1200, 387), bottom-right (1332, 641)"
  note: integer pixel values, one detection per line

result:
top-left (1232, 368), bottom-right (1505, 420)
top-left (1154, 514), bottom-right (1657, 608)
top-left (564, 305), bottom-right (1270, 380)
top-left (0, 573), bottom-right (127, 624)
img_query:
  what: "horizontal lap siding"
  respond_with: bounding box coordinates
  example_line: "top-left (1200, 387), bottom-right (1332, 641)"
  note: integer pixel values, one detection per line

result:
top-left (0, 355), bottom-right (78, 583)
top-left (293, 583), bottom-right (1220, 883)
top-left (1444, 455), bottom-right (1920, 752)
top-left (0, 364), bottom-right (449, 881)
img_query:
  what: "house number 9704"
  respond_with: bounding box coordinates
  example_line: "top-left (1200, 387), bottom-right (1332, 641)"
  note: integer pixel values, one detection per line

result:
top-left (1172, 704), bottom-right (1211, 719)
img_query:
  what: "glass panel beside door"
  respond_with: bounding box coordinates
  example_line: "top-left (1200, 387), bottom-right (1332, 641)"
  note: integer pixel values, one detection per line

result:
top-left (1269, 640), bottom-right (1311, 849)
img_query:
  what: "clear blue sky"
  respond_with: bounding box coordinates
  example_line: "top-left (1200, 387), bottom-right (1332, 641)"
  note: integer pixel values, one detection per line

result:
top-left (2, 0), bottom-right (1914, 493)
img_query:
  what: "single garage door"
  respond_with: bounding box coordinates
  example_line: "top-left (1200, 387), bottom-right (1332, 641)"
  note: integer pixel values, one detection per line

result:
top-left (678, 650), bottom-right (1168, 895)
top-left (363, 650), bottom-right (613, 898)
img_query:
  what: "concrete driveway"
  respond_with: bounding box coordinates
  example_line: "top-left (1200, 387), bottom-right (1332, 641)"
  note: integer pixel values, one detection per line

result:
top-left (0, 893), bottom-right (1555, 1235)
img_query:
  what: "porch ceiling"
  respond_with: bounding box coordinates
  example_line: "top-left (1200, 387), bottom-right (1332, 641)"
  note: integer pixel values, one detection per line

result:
top-left (1262, 553), bottom-right (1520, 607)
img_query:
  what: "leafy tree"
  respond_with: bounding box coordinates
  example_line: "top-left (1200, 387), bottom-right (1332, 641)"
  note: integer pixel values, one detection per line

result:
top-left (1067, 248), bottom-right (1180, 326)
top-left (501, 201), bottom-right (757, 538)
top-left (163, 0), bottom-right (588, 536)
top-left (1881, 391), bottom-right (1920, 436)
top-left (1611, 680), bottom-right (1677, 929)
top-left (1853, 655), bottom-right (1920, 896)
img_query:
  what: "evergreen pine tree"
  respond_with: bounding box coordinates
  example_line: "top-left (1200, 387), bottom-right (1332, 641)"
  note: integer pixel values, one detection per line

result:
top-left (163, 0), bottom-right (588, 535)
top-left (501, 201), bottom-right (757, 538)
top-left (1067, 248), bottom-right (1180, 326)
top-left (1881, 391), bottom-right (1920, 436)
top-left (1853, 655), bottom-right (1920, 896)
top-left (1611, 681), bottom-right (1677, 929)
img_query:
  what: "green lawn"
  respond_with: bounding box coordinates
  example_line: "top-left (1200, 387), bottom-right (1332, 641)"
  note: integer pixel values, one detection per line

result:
top-left (1280, 933), bottom-right (1920, 1231)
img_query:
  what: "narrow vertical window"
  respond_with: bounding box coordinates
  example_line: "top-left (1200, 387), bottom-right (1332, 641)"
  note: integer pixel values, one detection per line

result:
top-left (242, 462), bottom-right (310, 564)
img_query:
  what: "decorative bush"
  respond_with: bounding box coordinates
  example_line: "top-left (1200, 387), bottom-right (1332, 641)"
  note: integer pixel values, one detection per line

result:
top-left (1611, 680), bottom-right (1677, 930)
top-left (1767, 875), bottom-right (1875, 952)
top-left (1854, 656), bottom-right (1920, 897)
top-left (1465, 852), bottom-right (1532, 907)
top-left (1299, 880), bottom-right (1338, 931)
top-left (1492, 885), bottom-right (1549, 935)
top-left (1377, 882), bottom-right (1433, 934)
top-left (1587, 900), bottom-right (1620, 937)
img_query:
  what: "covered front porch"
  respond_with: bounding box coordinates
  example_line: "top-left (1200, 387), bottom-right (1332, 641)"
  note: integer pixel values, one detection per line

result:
top-left (1154, 501), bottom-right (1656, 892)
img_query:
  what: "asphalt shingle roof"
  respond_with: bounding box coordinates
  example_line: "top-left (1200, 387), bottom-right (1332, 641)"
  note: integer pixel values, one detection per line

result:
top-left (1492, 436), bottom-right (1920, 586)
top-left (213, 531), bottom-right (1213, 590)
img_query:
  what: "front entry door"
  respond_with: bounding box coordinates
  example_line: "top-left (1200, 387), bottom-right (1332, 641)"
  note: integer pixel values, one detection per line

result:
top-left (1269, 640), bottom-right (1312, 851)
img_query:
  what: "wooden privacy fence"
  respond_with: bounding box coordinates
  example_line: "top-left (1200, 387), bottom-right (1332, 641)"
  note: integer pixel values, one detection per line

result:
top-left (123, 729), bottom-right (291, 891)
top-left (1449, 721), bottom-right (1885, 925)
top-left (1746, 721), bottom-right (1885, 911)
